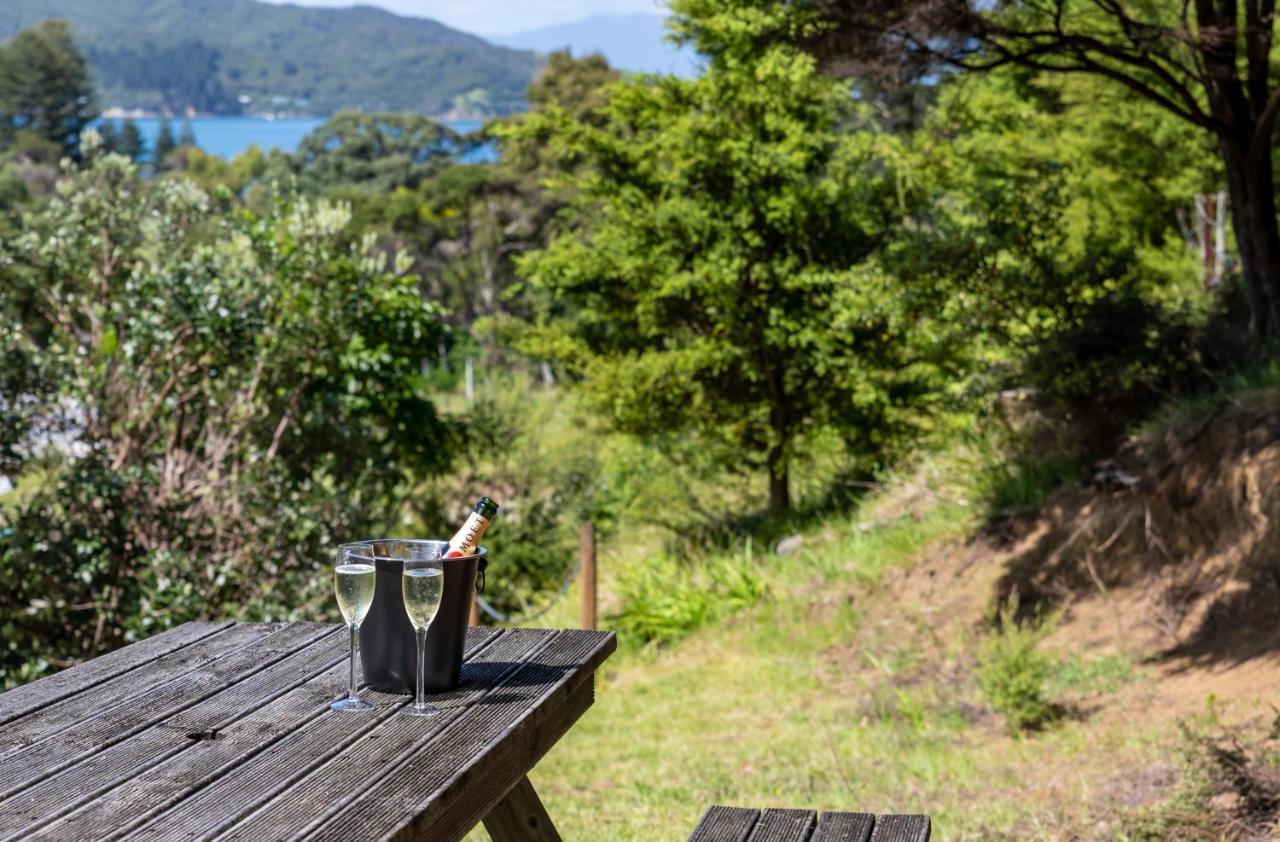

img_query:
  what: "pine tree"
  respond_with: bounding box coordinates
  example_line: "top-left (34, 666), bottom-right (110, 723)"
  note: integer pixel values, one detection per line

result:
top-left (0, 20), bottom-right (97, 155)
top-left (153, 120), bottom-right (176, 171)
top-left (177, 118), bottom-right (197, 149)
top-left (96, 119), bottom-right (120, 154)
top-left (119, 119), bottom-right (146, 162)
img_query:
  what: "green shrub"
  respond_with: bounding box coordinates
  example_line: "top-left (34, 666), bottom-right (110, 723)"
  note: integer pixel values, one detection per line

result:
top-left (976, 602), bottom-right (1058, 734)
top-left (612, 542), bottom-right (767, 646)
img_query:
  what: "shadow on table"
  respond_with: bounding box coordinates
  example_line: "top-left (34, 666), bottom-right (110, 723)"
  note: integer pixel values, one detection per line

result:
top-left (457, 661), bottom-right (573, 689)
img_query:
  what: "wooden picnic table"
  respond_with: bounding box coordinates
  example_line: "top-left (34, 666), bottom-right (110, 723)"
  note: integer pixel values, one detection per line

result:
top-left (0, 621), bottom-right (615, 841)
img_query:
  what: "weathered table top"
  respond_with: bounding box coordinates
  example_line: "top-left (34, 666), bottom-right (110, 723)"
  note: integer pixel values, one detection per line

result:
top-left (0, 621), bottom-right (615, 841)
top-left (690, 806), bottom-right (931, 842)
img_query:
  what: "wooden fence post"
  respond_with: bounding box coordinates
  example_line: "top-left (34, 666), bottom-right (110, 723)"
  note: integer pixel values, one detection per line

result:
top-left (580, 522), bottom-right (597, 630)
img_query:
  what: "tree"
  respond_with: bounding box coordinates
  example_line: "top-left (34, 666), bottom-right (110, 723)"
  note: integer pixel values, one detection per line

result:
top-left (888, 68), bottom-right (1220, 447)
top-left (510, 3), bottom-right (942, 513)
top-left (170, 144), bottom-right (266, 194)
top-left (286, 111), bottom-right (458, 193)
top-left (118, 118), bottom-right (146, 162)
top-left (0, 19), bottom-right (96, 155)
top-left (0, 150), bottom-right (449, 684)
top-left (152, 120), bottom-right (177, 170)
top-left (794, 0), bottom-right (1280, 341)
top-left (177, 118), bottom-right (197, 149)
top-left (500, 50), bottom-right (621, 177)
top-left (349, 161), bottom-right (556, 334)
top-left (527, 50), bottom-right (619, 117)
top-left (96, 119), bottom-right (120, 153)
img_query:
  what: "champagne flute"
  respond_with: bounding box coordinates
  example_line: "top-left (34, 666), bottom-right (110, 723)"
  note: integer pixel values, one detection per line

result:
top-left (331, 542), bottom-right (377, 713)
top-left (402, 546), bottom-right (446, 717)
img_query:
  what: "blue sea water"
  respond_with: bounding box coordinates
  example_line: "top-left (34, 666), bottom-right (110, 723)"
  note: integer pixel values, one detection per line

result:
top-left (97, 117), bottom-right (488, 161)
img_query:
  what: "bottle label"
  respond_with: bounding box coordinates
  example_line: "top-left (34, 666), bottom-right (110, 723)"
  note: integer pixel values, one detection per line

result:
top-left (448, 511), bottom-right (490, 556)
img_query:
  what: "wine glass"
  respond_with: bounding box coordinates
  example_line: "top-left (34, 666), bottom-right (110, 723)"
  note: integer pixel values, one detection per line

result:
top-left (402, 544), bottom-right (446, 717)
top-left (331, 542), bottom-right (377, 713)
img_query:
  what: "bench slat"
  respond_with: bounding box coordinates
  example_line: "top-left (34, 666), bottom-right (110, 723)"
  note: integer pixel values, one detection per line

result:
top-left (689, 807), bottom-right (761, 841)
top-left (812, 812), bottom-right (875, 842)
top-left (747, 808), bottom-right (816, 841)
top-left (867, 815), bottom-right (930, 842)
top-left (690, 809), bottom-right (927, 842)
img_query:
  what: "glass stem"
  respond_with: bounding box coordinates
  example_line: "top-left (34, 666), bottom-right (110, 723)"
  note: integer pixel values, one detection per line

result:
top-left (415, 626), bottom-right (427, 710)
top-left (348, 622), bottom-right (360, 701)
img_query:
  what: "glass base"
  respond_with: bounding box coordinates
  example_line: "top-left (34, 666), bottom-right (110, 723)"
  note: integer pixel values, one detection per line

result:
top-left (331, 697), bottom-right (376, 713)
top-left (402, 702), bottom-right (441, 718)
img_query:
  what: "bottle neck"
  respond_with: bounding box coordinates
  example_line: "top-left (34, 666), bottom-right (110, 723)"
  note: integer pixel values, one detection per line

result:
top-left (448, 510), bottom-right (490, 555)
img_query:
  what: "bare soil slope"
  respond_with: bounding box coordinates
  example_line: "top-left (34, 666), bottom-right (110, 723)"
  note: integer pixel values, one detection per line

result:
top-left (887, 392), bottom-right (1280, 836)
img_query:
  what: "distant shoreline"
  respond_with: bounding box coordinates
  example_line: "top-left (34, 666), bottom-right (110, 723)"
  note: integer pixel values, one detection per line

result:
top-left (91, 115), bottom-right (491, 162)
top-left (99, 108), bottom-right (507, 122)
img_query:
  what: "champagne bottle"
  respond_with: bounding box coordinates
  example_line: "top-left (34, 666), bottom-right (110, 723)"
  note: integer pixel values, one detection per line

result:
top-left (445, 496), bottom-right (499, 557)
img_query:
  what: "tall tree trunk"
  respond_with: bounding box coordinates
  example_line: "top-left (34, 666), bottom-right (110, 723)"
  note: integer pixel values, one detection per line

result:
top-left (1220, 136), bottom-right (1280, 340)
top-left (764, 353), bottom-right (790, 515)
top-left (767, 441), bottom-right (790, 515)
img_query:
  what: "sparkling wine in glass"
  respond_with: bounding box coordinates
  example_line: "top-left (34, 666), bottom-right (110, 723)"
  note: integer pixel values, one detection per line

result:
top-left (331, 542), bottom-right (377, 713)
top-left (402, 549), bottom-right (445, 718)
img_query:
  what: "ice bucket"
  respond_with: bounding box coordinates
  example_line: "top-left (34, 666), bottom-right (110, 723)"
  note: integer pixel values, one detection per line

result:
top-left (357, 539), bottom-right (487, 694)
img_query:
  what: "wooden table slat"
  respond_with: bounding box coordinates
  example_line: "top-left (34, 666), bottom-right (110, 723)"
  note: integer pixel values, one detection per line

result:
top-left (0, 622), bottom-right (233, 726)
top-left (867, 815), bottom-right (931, 842)
top-left (0, 622), bottom-right (334, 803)
top-left (165, 627), bottom-right (559, 842)
top-left (25, 627), bottom-right (503, 842)
top-left (747, 808), bottom-right (817, 842)
top-left (304, 629), bottom-right (615, 842)
top-left (811, 811), bottom-right (875, 842)
top-left (689, 806), bottom-right (762, 842)
top-left (0, 623), bottom-right (270, 756)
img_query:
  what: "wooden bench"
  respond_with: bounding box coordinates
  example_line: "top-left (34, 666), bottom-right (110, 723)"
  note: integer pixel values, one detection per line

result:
top-left (689, 806), bottom-right (931, 842)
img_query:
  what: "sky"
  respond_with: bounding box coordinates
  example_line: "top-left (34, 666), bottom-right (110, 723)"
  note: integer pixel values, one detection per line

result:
top-left (263, 0), bottom-right (671, 37)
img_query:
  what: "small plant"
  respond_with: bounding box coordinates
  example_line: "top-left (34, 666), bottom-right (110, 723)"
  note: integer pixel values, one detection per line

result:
top-left (976, 597), bottom-right (1058, 735)
top-left (611, 541), bottom-right (768, 646)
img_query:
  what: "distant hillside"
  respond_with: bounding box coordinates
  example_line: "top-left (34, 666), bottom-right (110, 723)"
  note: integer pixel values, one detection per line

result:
top-left (0, 0), bottom-right (541, 116)
top-left (490, 14), bottom-right (700, 77)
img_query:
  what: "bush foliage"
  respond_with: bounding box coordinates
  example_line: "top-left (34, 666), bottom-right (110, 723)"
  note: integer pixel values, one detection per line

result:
top-left (0, 150), bottom-right (448, 686)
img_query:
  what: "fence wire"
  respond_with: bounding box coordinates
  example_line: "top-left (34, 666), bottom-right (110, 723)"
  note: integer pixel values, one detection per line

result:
top-left (475, 554), bottom-right (582, 625)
